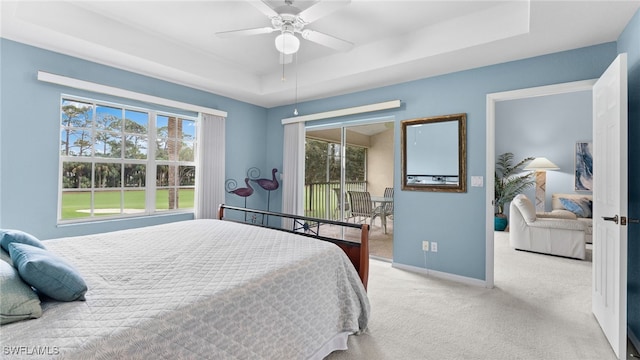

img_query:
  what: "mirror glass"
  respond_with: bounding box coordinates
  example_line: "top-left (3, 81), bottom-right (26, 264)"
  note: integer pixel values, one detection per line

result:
top-left (401, 113), bottom-right (466, 192)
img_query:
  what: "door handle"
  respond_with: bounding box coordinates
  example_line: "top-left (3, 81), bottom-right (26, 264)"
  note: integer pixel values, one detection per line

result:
top-left (602, 215), bottom-right (619, 224)
top-left (612, 216), bottom-right (640, 226)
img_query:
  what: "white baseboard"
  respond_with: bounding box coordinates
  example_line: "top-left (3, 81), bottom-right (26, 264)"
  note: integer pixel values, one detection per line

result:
top-left (391, 262), bottom-right (488, 288)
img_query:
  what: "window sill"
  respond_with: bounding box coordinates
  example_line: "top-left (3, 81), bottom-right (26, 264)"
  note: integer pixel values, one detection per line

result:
top-left (57, 211), bottom-right (195, 228)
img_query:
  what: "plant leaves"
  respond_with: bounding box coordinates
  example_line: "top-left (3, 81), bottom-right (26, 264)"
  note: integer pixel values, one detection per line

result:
top-left (495, 152), bottom-right (535, 213)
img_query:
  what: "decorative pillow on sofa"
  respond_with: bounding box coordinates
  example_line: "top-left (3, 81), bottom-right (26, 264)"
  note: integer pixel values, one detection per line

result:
top-left (9, 243), bottom-right (87, 302)
top-left (1, 229), bottom-right (46, 253)
top-left (1, 260), bottom-right (42, 325)
top-left (559, 197), bottom-right (592, 218)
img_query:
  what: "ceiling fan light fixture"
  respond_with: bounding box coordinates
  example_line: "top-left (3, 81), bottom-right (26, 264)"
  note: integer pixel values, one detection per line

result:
top-left (275, 31), bottom-right (300, 55)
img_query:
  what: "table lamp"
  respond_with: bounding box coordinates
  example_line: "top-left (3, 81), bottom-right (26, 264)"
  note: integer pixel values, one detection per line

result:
top-left (524, 157), bottom-right (559, 212)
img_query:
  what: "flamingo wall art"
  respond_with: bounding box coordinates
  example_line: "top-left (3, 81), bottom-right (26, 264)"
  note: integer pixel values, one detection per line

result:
top-left (250, 167), bottom-right (279, 211)
top-left (225, 177), bottom-right (253, 208)
top-left (225, 167), bottom-right (279, 222)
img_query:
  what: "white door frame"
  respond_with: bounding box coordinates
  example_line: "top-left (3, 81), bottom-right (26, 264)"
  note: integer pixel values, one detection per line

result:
top-left (485, 79), bottom-right (596, 288)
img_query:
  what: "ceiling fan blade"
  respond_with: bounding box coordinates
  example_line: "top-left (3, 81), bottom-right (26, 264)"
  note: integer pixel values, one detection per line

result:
top-left (248, 0), bottom-right (279, 18)
top-left (297, 0), bottom-right (350, 24)
top-left (301, 29), bottom-right (353, 52)
top-left (216, 27), bottom-right (276, 38)
top-left (279, 53), bottom-right (293, 65)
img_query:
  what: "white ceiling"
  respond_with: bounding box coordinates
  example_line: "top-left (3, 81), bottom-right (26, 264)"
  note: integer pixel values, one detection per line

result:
top-left (2, 0), bottom-right (639, 108)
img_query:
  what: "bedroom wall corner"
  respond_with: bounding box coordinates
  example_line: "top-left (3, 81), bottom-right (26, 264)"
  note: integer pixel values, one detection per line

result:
top-left (0, 39), bottom-right (268, 239)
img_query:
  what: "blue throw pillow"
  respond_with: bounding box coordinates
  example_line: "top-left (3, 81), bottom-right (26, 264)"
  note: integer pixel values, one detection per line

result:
top-left (8, 243), bottom-right (87, 302)
top-left (559, 197), bottom-right (592, 218)
top-left (0, 229), bottom-right (46, 253)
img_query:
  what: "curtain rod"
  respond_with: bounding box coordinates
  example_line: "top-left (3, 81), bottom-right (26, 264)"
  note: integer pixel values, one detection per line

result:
top-left (37, 71), bottom-right (228, 118)
top-left (281, 100), bottom-right (401, 124)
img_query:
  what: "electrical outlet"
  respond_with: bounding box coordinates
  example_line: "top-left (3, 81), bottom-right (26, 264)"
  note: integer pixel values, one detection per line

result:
top-left (422, 241), bottom-right (429, 251)
top-left (431, 242), bottom-right (438, 252)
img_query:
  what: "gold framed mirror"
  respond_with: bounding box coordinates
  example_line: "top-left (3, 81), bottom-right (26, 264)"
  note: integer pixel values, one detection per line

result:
top-left (401, 113), bottom-right (467, 192)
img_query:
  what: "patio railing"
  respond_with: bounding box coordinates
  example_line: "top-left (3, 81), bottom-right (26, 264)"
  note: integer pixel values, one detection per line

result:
top-left (304, 181), bottom-right (366, 220)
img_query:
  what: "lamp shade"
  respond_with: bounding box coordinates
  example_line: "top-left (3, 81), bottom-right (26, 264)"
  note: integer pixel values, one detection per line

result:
top-left (275, 32), bottom-right (300, 55)
top-left (524, 157), bottom-right (560, 171)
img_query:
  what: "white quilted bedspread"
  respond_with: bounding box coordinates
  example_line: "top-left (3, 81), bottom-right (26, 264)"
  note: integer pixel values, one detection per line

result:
top-left (1, 219), bottom-right (370, 359)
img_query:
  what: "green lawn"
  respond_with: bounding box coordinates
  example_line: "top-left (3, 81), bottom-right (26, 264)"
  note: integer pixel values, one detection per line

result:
top-left (61, 186), bottom-right (335, 220)
top-left (61, 189), bottom-right (194, 219)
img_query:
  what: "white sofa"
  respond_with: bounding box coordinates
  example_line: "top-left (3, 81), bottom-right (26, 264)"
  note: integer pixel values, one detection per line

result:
top-left (537, 193), bottom-right (593, 244)
top-left (509, 194), bottom-right (587, 260)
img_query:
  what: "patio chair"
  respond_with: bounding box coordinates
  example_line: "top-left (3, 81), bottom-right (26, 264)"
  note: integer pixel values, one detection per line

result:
top-left (348, 191), bottom-right (383, 229)
top-left (333, 188), bottom-right (350, 220)
top-left (383, 187), bottom-right (394, 220)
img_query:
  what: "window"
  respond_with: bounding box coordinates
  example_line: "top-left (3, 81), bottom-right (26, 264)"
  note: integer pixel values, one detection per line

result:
top-left (155, 114), bottom-right (196, 212)
top-left (59, 96), bottom-right (197, 222)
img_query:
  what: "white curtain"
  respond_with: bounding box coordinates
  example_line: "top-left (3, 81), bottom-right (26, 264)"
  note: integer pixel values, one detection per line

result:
top-left (281, 122), bottom-right (305, 227)
top-left (195, 113), bottom-right (225, 219)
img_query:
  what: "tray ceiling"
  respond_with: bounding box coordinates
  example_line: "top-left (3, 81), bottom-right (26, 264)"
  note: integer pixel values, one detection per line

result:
top-left (2, 1), bottom-right (638, 108)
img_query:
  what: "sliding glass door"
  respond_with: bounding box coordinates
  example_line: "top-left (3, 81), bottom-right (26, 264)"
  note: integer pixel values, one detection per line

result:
top-left (304, 128), bottom-right (366, 221)
top-left (304, 120), bottom-right (395, 259)
top-left (304, 121), bottom-right (394, 220)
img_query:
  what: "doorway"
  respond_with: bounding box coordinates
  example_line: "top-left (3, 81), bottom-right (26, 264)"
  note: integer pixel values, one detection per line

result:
top-left (486, 74), bottom-right (634, 359)
top-left (485, 79), bottom-right (596, 286)
top-left (305, 120), bottom-right (395, 260)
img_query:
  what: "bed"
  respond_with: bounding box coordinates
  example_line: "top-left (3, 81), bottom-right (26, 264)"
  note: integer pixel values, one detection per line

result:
top-left (1, 205), bottom-right (370, 359)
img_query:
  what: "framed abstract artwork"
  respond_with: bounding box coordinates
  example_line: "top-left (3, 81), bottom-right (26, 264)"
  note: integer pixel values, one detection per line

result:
top-left (575, 141), bottom-right (593, 191)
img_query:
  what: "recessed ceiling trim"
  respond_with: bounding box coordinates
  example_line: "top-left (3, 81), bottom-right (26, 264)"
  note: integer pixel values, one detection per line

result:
top-left (261, 1), bottom-right (531, 97)
top-left (3, 1), bottom-right (637, 108)
top-left (37, 71), bottom-right (228, 117)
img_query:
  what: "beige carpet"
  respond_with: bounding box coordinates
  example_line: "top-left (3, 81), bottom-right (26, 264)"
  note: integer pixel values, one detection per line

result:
top-left (327, 231), bottom-right (621, 360)
top-left (368, 217), bottom-right (393, 260)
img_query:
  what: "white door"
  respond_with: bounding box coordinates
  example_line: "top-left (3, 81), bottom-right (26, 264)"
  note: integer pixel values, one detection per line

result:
top-left (592, 53), bottom-right (628, 360)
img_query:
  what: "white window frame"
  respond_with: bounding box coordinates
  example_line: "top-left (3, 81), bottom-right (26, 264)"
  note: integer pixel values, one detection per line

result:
top-left (57, 95), bottom-right (198, 224)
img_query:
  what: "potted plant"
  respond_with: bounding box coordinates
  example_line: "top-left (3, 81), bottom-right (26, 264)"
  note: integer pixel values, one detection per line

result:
top-left (494, 152), bottom-right (535, 231)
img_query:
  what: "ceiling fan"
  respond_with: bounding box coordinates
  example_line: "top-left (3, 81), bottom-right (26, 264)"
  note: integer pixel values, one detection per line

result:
top-left (216, 0), bottom-right (353, 61)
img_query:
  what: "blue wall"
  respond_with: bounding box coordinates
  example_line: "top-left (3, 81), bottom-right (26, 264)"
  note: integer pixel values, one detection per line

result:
top-left (266, 43), bottom-right (618, 281)
top-left (618, 8), bottom-right (640, 348)
top-left (2, 14), bottom-right (636, 284)
top-left (496, 90), bottom-right (592, 214)
top-left (0, 39), bottom-right (270, 239)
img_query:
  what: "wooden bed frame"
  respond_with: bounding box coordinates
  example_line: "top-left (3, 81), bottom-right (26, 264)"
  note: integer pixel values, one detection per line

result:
top-left (217, 204), bottom-right (369, 289)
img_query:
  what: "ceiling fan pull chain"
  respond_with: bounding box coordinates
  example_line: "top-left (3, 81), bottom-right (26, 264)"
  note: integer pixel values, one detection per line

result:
top-left (294, 52), bottom-right (299, 116)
